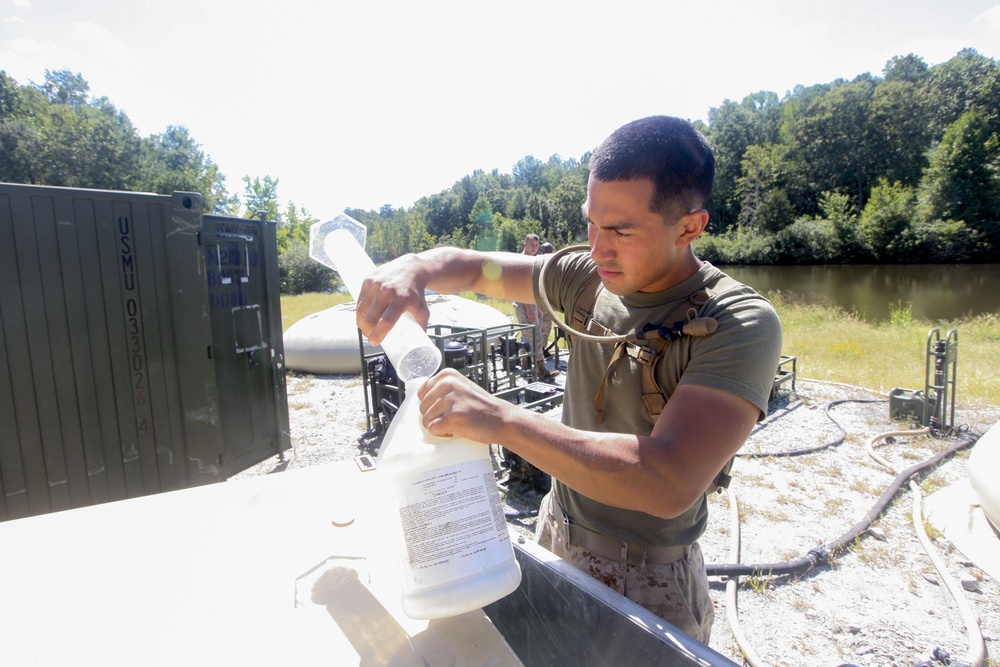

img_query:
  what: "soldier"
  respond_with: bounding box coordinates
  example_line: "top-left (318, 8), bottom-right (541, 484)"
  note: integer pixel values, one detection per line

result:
top-left (356, 116), bottom-right (782, 642)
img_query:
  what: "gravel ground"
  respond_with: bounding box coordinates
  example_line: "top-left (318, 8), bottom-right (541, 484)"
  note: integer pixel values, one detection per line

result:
top-left (233, 369), bottom-right (1000, 667)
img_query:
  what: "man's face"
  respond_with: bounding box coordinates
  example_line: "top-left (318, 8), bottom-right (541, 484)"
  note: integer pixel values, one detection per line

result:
top-left (523, 237), bottom-right (539, 255)
top-left (582, 176), bottom-right (687, 295)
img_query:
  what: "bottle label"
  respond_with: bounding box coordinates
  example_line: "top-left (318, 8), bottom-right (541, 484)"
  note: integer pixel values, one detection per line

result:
top-left (394, 457), bottom-right (511, 589)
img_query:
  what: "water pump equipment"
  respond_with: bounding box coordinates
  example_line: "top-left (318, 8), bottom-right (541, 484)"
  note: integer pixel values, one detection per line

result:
top-left (889, 328), bottom-right (958, 434)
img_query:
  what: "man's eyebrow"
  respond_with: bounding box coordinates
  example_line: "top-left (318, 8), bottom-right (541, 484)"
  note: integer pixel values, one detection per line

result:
top-left (587, 217), bottom-right (636, 231)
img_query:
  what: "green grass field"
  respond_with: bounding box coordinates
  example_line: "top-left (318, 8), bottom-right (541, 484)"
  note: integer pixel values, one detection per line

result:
top-left (280, 291), bottom-right (1000, 407)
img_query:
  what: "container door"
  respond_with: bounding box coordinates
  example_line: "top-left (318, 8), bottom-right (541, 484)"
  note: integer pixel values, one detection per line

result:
top-left (201, 215), bottom-right (290, 474)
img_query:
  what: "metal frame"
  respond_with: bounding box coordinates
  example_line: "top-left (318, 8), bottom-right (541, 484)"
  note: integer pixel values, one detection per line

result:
top-left (359, 321), bottom-right (562, 444)
top-left (924, 328), bottom-right (958, 432)
top-left (770, 354), bottom-right (797, 400)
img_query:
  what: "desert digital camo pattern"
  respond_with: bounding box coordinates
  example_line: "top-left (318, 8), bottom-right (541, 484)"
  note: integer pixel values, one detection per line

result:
top-left (535, 492), bottom-right (715, 644)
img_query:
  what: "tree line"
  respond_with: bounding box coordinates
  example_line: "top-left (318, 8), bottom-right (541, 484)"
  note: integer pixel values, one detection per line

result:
top-left (2, 50), bottom-right (998, 295)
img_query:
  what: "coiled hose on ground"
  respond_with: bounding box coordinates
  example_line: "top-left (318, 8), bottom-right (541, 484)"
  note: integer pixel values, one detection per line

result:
top-left (713, 390), bottom-right (984, 667)
top-left (739, 398), bottom-right (884, 458)
top-left (706, 430), bottom-right (979, 578)
top-left (867, 429), bottom-right (985, 667)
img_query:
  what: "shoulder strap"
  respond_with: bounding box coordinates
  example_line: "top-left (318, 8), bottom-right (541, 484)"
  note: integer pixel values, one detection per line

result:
top-left (570, 270), bottom-right (742, 493)
top-left (631, 272), bottom-right (741, 418)
top-left (568, 274), bottom-right (606, 344)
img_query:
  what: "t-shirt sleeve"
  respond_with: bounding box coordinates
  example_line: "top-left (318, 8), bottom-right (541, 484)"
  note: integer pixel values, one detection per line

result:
top-left (532, 250), bottom-right (595, 320)
top-left (678, 287), bottom-right (783, 420)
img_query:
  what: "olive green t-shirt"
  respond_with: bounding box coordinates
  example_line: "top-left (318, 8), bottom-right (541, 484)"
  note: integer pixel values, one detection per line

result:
top-left (532, 251), bottom-right (783, 546)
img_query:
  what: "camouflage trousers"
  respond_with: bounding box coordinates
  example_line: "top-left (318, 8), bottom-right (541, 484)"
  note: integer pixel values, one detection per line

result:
top-left (512, 302), bottom-right (552, 366)
top-left (534, 492), bottom-right (715, 644)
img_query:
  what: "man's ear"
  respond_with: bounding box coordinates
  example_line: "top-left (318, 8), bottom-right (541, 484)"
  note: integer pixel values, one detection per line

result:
top-left (676, 210), bottom-right (709, 247)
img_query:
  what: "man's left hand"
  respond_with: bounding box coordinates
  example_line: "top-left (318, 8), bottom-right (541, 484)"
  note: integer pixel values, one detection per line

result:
top-left (416, 369), bottom-right (512, 444)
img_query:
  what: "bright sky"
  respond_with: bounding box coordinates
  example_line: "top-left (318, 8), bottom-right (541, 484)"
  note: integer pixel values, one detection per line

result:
top-left (2, 0), bottom-right (1000, 222)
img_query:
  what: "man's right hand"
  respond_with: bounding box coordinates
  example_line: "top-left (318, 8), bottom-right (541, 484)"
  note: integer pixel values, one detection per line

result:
top-left (355, 246), bottom-right (539, 345)
top-left (355, 253), bottom-right (430, 346)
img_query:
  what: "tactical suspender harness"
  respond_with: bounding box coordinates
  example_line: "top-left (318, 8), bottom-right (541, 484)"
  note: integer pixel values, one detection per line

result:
top-left (562, 270), bottom-right (740, 493)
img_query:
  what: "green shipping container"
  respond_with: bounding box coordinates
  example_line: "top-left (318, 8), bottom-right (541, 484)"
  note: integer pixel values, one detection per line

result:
top-left (0, 183), bottom-right (289, 521)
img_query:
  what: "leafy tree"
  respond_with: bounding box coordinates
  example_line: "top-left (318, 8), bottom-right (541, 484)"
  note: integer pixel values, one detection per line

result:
top-left (923, 48), bottom-right (1000, 138)
top-left (692, 227), bottom-right (776, 264)
top-left (277, 202), bottom-right (314, 254)
top-left (860, 180), bottom-right (916, 259)
top-left (512, 155), bottom-right (545, 190)
top-left (32, 70), bottom-right (90, 107)
top-left (469, 196), bottom-right (493, 227)
top-left (141, 125), bottom-right (232, 212)
top-left (0, 70), bottom-right (229, 209)
top-left (505, 188), bottom-right (528, 219)
top-left (454, 174), bottom-right (478, 233)
top-left (0, 118), bottom-right (41, 184)
top-left (735, 144), bottom-right (786, 230)
top-left (240, 175), bottom-right (282, 223)
top-left (775, 218), bottom-right (840, 263)
top-left (547, 175), bottom-right (588, 243)
top-left (883, 53), bottom-right (929, 84)
top-left (818, 190), bottom-right (866, 260)
top-left (0, 71), bottom-right (25, 118)
top-left (707, 100), bottom-right (758, 229)
top-left (278, 237), bottom-right (339, 294)
top-left (1, 70), bottom-right (144, 190)
top-left (917, 107), bottom-right (1000, 251)
top-left (706, 91), bottom-right (783, 229)
top-left (757, 189), bottom-right (795, 234)
top-left (419, 191), bottom-right (461, 239)
top-left (900, 219), bottom-right (981, 262)
top-left (497, 218), bottom-right (522, 252)
top-left (782, 79), bottom-right (876, 209)
top-left (818, 190), bottom-right (855, 223)
top-left (866, 80), bottom-right (932, 187)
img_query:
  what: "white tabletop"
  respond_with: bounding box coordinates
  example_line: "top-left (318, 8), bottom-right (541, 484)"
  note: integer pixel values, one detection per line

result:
top-left (0, 462), bottom-right (522, 666)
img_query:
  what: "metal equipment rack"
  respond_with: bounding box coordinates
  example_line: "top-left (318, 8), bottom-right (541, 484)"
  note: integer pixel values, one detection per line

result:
top-left (359, 322), bottom-right (563, 445)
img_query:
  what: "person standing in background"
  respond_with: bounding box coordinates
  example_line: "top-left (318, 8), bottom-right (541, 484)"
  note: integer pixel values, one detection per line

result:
top-left (512, 234), bottom-right (554, 381)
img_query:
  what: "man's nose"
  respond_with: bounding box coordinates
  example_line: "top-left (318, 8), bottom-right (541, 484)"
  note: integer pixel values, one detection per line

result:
top-left (589, 227), bottom-right (613, 260)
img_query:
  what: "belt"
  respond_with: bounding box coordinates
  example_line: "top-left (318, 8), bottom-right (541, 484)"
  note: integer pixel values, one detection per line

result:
top-left (566, 521), bottom-right (688, 566)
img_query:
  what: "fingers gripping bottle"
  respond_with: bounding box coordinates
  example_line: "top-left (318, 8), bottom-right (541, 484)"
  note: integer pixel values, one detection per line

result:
top-left (309, 215), bottom-right (521, 619)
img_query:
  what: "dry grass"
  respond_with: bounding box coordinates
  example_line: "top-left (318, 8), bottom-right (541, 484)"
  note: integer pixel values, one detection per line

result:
top-left (279, 292), bottom-right (352, 332)
top-left (769, 293), bottom-right (1000, 407)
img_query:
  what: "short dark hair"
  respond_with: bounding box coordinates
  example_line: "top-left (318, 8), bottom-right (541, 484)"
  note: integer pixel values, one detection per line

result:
top-left (589, 116), bottom-right (714, 222)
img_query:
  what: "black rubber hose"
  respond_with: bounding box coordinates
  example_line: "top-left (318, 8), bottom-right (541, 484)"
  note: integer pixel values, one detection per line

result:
top-left (706, 432), bottom-right (980, 577)
top-left (740, 398), bottom-right (885, 458)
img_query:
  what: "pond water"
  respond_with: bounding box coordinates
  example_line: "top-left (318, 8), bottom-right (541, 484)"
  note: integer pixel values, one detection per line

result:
top-left (720, 264), bottom-right (999, 323)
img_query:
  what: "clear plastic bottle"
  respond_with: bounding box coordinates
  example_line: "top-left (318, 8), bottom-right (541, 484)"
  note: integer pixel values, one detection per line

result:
top-left (309, 216), bottom-right (441, 381)
top-left (378, 379), bottom-right (522, 619)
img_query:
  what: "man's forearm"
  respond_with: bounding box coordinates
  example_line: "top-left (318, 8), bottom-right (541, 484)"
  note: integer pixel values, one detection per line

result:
top-left (412, 247), bottom-right (535, 303)
top-left (358, 247), bottom-right (537, 346)
top-left (494, 406), bottom-right (700, 520)
top-left (412, 247), bottom-right (498, 296)
top-left (418, 372), bottom-right (748, 521)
